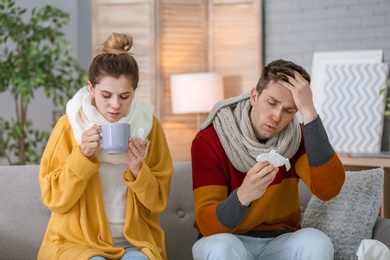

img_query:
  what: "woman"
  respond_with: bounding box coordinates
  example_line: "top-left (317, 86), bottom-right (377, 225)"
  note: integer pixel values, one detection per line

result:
top-left (38, 32), bottom-right (173, 260)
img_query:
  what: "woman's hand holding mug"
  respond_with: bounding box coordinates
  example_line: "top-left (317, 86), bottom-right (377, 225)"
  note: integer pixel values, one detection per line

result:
top-left (80, 125), bottom-right (101, 157)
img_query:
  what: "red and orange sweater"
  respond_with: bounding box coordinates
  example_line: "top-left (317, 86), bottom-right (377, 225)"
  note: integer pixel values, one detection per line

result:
top-left (191, 116), bottom-right (345, 237)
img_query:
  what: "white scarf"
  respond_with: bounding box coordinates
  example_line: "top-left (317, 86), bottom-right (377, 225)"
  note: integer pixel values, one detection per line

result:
top-left (66, 87), bottom-right (154, 164)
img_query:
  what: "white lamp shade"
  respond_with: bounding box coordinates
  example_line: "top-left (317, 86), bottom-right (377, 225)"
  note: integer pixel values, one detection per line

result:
top-left (170, 72), bottom-right (224, 114)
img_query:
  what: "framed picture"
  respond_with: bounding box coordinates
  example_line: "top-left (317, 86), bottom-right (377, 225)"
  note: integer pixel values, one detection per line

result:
top-left (311, 49), bottom-right (384, 110)
top-left (310, 50), bottom-right (389, 154)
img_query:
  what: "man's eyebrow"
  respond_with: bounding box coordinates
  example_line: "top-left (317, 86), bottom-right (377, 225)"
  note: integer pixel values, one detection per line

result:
top-left (285, 105), bottom-right (298, 110)
top-left (269, 96), bottom-right (297, 110)
top-left (284, 102), bottom-right (298, 110)
top-left (268, 96), bottom-right (280, 103)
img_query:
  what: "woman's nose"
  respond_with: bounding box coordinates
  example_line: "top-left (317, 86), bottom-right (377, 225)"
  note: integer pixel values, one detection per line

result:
top-left (110, 97), bottom-right (120, 109)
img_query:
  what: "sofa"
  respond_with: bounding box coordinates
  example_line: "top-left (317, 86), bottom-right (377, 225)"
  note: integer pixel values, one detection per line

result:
top-left (0, 162), bottom-right (389, 260)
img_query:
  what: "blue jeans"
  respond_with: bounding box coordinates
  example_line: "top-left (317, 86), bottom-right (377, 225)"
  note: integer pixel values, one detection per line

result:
top-left (192, 228), bottom-right (334, 260)
top-left (89, 246), bottom-right (148, 260)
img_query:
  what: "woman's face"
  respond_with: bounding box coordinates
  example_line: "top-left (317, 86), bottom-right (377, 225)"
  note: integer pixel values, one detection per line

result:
top-left (88, 76), bottom-right (135, 123)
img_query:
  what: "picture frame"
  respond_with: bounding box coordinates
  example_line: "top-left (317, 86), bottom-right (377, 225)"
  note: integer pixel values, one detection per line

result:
top-left (311, 49), bottom-right (383, 110)
top-left (310, 49), bottom-right (388, 154)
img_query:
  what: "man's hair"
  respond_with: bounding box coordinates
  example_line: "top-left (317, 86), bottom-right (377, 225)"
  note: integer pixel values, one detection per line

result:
top-left (256, 59), bottom-right (311, 94)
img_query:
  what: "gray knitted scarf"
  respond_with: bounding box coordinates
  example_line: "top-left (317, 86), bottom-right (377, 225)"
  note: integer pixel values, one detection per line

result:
top-left (200, 93), bottom-right (301, 172)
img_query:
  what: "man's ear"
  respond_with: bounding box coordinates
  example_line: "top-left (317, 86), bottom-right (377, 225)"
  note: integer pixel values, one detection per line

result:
top-left (250, 88), bottom-right (259, 106)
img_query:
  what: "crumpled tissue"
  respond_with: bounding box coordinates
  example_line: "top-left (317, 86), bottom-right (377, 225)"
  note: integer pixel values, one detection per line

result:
top-left (356, 239), bottom-right (390, 260)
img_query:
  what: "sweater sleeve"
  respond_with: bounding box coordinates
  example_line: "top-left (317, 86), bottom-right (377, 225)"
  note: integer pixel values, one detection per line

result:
top-left (298, 115), bottom-right (346, 201)
top-left (192, 128), bottom-right (249, 236)
top-left (39, 115), bottom-right (100, 214)
top-left (302, 115), bottom-right (334, 167)
top-left (215, 189), bottom-right (250, 229)
top-left (123, 116), bottom-right (173, 214)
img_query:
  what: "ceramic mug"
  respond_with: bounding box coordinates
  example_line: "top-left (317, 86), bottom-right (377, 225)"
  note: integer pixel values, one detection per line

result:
top-left (99, 123), bottom-right (131, 154)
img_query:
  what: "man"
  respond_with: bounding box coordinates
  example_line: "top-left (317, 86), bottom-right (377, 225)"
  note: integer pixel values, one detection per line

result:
top-left (191, 59), bottom-right (345, 260)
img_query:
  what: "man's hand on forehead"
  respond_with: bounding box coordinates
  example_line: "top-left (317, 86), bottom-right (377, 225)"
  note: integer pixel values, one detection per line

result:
top-left (278, 71), bottom-right (317, 123)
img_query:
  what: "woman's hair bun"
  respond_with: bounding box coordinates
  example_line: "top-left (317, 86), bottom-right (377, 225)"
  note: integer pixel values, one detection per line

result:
top-left (102, 32), bottom-right (133, 55)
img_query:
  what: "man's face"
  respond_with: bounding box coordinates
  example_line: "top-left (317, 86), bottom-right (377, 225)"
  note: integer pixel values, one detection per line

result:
top-left (88, 76), bottom-right (135, 123)
top-left (249, 81), bottom-right (297, 142)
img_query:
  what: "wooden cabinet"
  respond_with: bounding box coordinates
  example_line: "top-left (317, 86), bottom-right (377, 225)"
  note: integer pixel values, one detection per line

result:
top-left (339, 155), bottom-right (390, 218)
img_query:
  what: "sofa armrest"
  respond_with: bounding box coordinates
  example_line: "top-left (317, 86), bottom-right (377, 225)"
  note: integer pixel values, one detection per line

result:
top-left (372, 217), bottom-right (390, 248)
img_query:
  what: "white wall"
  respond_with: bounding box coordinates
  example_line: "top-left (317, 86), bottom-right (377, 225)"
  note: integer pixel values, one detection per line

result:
top-left (264, 0), bottom-right (390, 151)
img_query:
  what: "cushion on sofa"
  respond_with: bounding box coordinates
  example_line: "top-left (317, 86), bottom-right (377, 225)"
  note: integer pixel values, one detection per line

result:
top-left (302, 168), bottom-right (384, 260)
top-left (160, 162), bottom-right (198, 260)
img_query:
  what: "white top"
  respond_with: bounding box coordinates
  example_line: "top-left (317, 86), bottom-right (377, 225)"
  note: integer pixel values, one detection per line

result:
top-left (99, 163), bottom-right (130, 248)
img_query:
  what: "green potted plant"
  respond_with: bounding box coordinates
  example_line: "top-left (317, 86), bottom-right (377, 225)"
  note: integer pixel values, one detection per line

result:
top-left (0, 0), bottom-right (87, 165)
top-left (383, 78), bottom-right (390, 116)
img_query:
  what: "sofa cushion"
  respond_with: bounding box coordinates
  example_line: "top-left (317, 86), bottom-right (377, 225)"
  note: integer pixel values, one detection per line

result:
top-left (160, 161), bottom-right (198, 260)
top-left (0, 165), bottom-right (51, 259)
top-left (302, 168), bottom-right (384, 260)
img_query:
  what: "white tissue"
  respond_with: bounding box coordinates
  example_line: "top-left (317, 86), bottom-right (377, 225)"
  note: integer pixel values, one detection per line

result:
top-left (134, 127), bottom-right (150, 157)
top-left (356, 239), bottom-right (390, 260)
top-left (256, 150), bottom-right (291, 171)
top-left (135, 127), bottom-right (145, 140)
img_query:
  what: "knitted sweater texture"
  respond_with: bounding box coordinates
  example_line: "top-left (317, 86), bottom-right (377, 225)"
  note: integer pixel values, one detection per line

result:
top-left (191, 116), bottom-right (345, 237)
top-left (38, 115), bottom-right (173, 260)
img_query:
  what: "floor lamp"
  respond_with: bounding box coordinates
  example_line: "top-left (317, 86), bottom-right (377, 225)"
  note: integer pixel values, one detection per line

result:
top-left (170, 72), bottom-right (224, 128)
